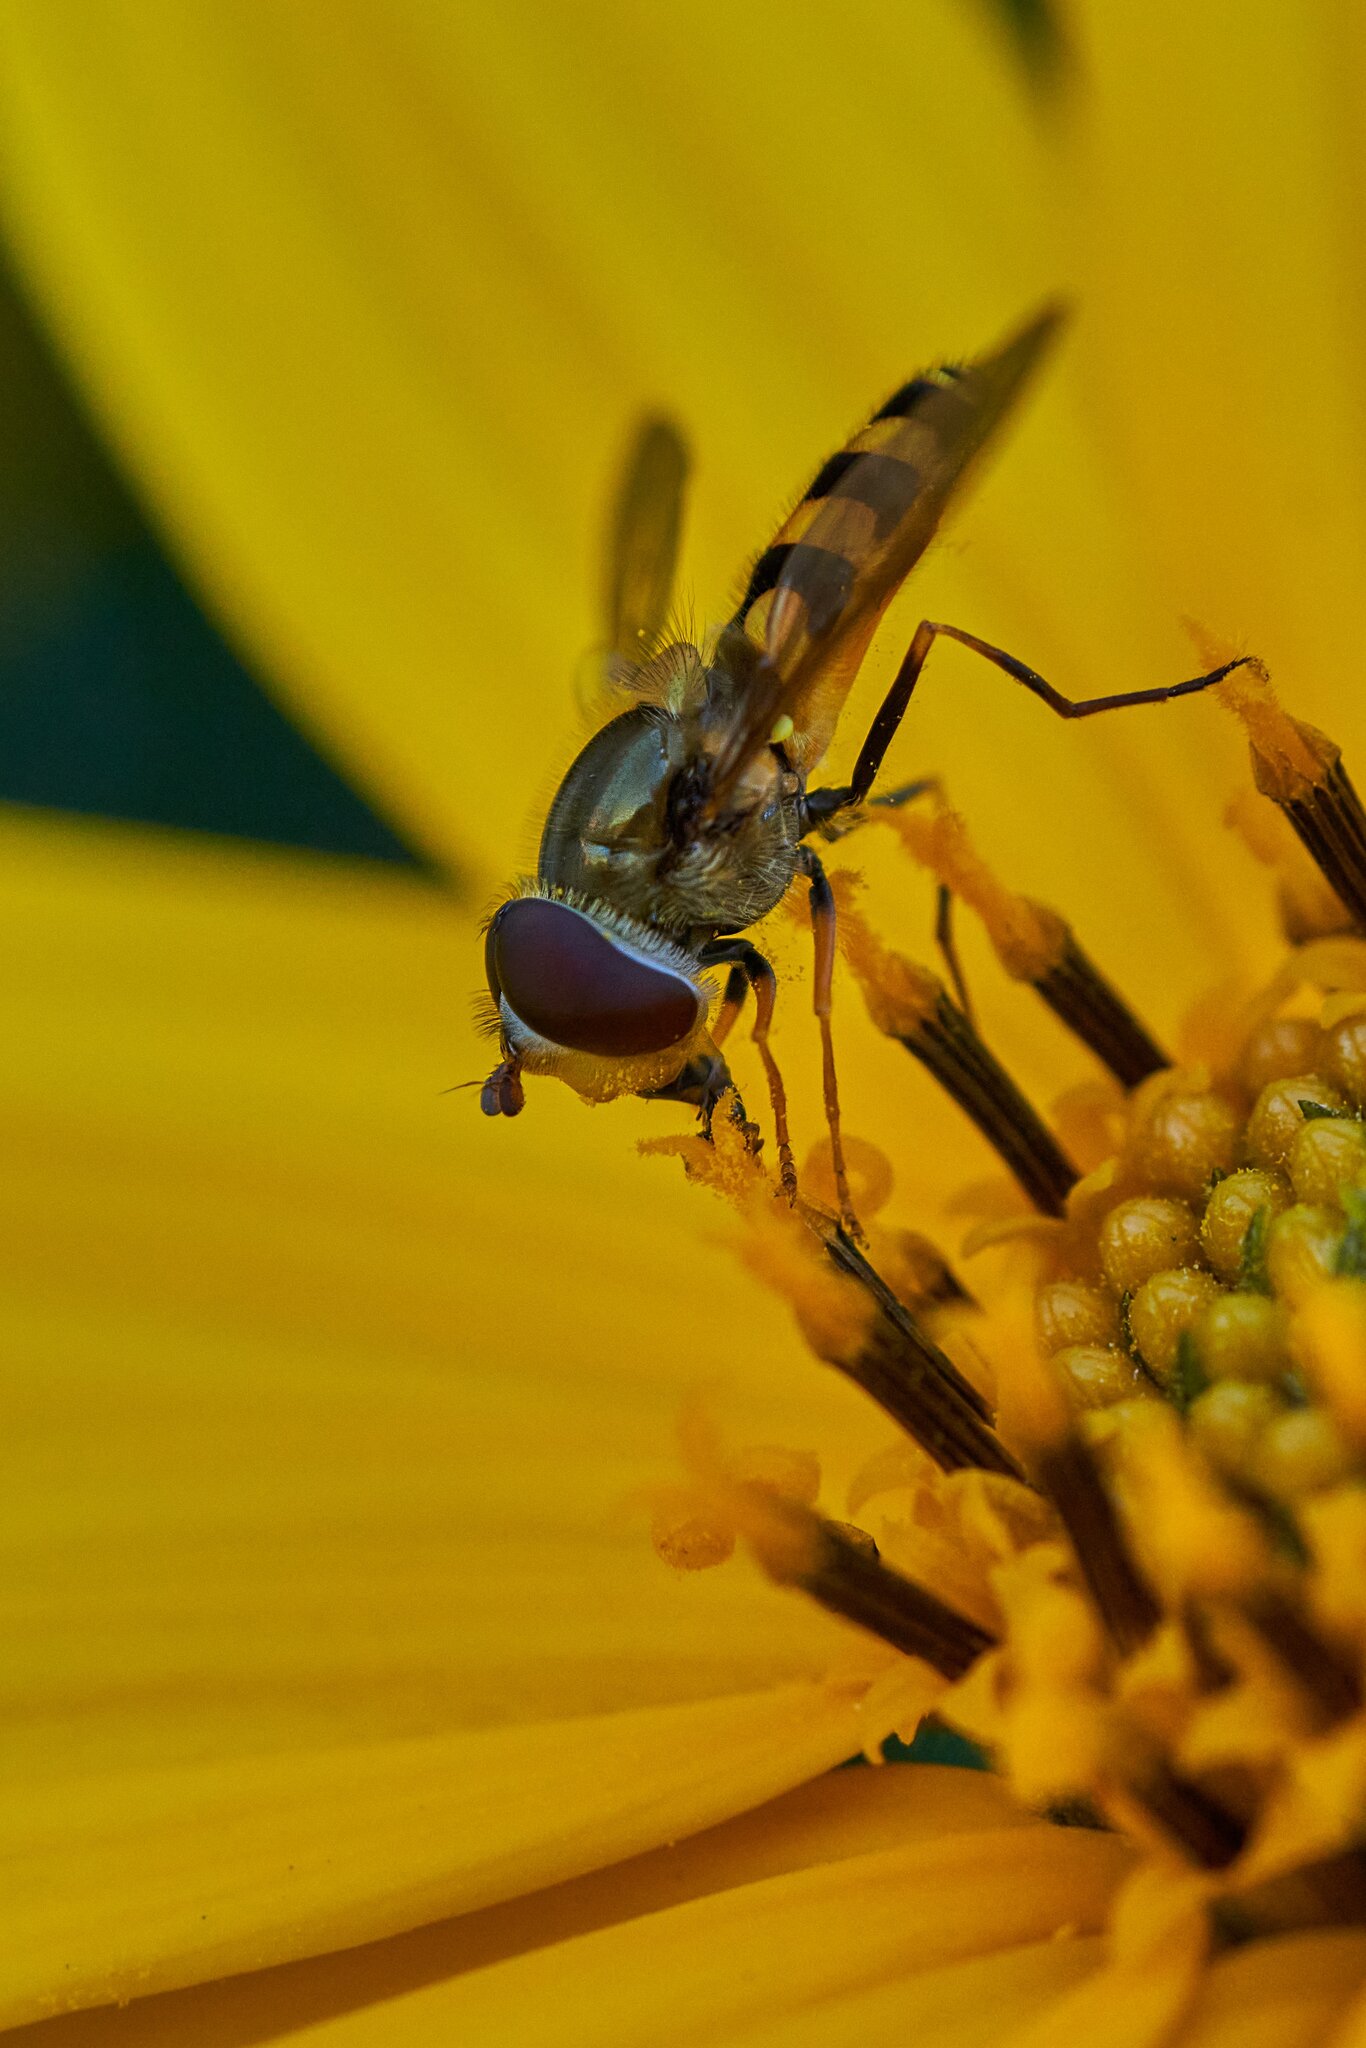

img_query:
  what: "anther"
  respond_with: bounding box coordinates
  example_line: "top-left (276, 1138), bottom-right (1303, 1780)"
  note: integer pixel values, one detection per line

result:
top-left (1219, 660), bottom-right (1366, 932)
top-left (834, 883), bottom-right (1078, 1216)
top-left (878, 802), bottom-right (1168, 1088)
top-left (746, 1496), bottom-right (997, 1679)
top-left (910, 994), bottom-right (1080, 1215)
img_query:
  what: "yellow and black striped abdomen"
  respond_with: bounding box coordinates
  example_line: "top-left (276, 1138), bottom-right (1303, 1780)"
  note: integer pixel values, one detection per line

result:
top-left (705, 309), bottom-right (1060, 796)
top-left (729, 364), bottom-right (981, 660)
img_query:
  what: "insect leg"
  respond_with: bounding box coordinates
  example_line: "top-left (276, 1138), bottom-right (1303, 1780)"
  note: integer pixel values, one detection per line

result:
top-left (850, 622), bottom-right (1253, 796)
top-left (802, 774), bottom-right (941, 837)
top-left (795, 847), bottom-right (864, 1242)
top-left (934, 881), bottom-right (976, 1029)
top-left (700, 939), bottom-right (798, 1200)
top-left (710, 964), bottom-right (749, 1050)
top-left (801, 777), bottom-right (975, 1029)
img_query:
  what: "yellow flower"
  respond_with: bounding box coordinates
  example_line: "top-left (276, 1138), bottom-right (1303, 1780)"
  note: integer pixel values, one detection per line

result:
top-left (7, 3), bottom-right (1366, 2043)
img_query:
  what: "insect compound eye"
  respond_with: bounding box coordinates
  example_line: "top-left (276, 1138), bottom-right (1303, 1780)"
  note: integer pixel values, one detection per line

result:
top-left (486, 898), bottom-right (701, 1058)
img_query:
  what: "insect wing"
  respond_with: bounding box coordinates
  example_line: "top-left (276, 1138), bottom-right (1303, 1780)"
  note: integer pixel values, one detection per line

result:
top-left (603, 414), bottom-right (690, 675)
top-left (705, 303), bottom-right (1064, 809)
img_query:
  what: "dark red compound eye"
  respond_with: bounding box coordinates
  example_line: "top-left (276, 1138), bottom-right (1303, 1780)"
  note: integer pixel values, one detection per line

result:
top-left (486, 899), bottom-right (700, 1058)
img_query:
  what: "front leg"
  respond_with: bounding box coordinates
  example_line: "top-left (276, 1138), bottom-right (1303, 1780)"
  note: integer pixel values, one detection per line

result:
top-left (643, 1046), bottom-right (750, 1143)
top-left (795, 847), bottom-right (863, 1242)
top-left (698, 938), bottom-right (798, 1199)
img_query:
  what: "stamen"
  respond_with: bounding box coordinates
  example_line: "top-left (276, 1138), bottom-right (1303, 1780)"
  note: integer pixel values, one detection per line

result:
top-left (834, 879), bottom-right (1078, 1215)
top-left (808, 1208), bottom-right (1026, 1479)
top-left (1036, 1431), bottom-right (1161, 1657)
top-left (1222, 1852), bottom-right (1366, 1938)
top-left (879, 803), bottom-right (1169, 1088)
top-left (1132, 1760), bottom-right (1247, 1870)
top-left (1226, 790), bottom-right (1351, 941)
top-left (1032, 923), bottom-right (1170, 1090)
top-left (745, 1494), bottom-right (997, 1678)
top-left (1241, 1588), bottom-right (1363, 1726)
top-left (1217, 658), bottom-right (1366, 932)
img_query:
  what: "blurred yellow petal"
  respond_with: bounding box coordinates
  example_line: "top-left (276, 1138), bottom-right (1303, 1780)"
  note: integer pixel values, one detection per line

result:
top-left (14, 1765), bottom-right (1040, 2047)
top-left (1072, 6), bottom-right (1366, 731)
top-left (720, 1941), bottom-right (1105, 2048)
top-left (1, 809), bottom-right (920, 2021)
top-left (0, 0), bottom-right (1280, 1018)
top-left (1176, 1931), bottom-right (1366, 2048)
top-left (201, 1824), bottom-right (1127, 2047)
top-left (3, 1686), bottom-right (880, 2029)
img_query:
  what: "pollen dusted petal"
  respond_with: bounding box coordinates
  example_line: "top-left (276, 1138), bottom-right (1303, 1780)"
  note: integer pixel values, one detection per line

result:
top-left (4, 1768), bottom-right (1049, 2044)
top-left (216, 1826), bottom-right (1128, 2047)
top-left (0, 1685), bottom-right (896, 2028)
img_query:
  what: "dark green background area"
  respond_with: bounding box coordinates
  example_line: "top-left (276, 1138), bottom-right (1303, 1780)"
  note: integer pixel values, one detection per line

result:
top-left (0, 241), bottom-right (425, 868)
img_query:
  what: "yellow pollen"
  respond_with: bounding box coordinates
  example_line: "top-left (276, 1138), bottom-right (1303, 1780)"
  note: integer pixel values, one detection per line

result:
top-left (1191, 622), bottom-right (1332, 796)
top-left (828, 871), bottom-right (941, 1037)
top-left (874, 799), bottom-right (1062, 979)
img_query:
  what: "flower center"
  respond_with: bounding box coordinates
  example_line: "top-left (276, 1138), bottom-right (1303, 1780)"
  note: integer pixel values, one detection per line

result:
top-left (650, 661), bottom-right (1366, 1945)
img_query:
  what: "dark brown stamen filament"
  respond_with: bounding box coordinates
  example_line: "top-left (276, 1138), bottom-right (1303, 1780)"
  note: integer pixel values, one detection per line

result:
top-left (1036, 1433), bottom-right (1161, 1657)
top-left (1029, 923), bottom-right (1169, 1090)
top-left (811, 1212), bottom-right (1025, 1479)
top-left (1270, 751), bottom-right (1366, 933)
top-left (1221, 1851), bottom-right (1366, 1941)
top-left (756, 1500), bottom-right (997, 1679)
top-left (1135, 1761), bottom-right (1248, 1870)
top-left (897, 992), bottom-right (1079, 1216)
top-left (1241, 1589), bottom-right (1363, 1726)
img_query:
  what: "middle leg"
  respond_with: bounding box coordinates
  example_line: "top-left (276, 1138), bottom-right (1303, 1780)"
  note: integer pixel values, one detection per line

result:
top-left (796, 846), bottom-right (863, 1242)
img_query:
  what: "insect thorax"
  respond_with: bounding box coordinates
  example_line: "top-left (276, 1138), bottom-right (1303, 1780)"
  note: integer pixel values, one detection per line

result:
top-left (538, 702), bottom-right (800, 933)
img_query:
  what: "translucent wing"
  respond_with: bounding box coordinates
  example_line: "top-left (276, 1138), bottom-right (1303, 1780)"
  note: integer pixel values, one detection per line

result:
top-left (602, 414), bottom-right (690, 675)
top-left (703, 304), bottom-right (1064, 812)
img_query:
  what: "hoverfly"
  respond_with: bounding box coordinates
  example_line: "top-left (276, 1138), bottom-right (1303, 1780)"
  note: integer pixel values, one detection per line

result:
top-left (480, 308), bottom-right (1245, 1228)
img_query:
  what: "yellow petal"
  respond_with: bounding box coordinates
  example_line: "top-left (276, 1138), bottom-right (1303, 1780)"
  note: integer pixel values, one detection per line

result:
top-left (999, 1868), bottom-right (1209, 2048)
top-left (0, 1), bottom-right (1294, 1010)
top-left (1176, 1930), bottom-right (1366, 2048)
top-left (1, 811), bottom-right (915, 2019)
top-left (685, 1940), bottom-right (1105, 2048)
top-left (1071, 5), bottom-right (1366, 758)
top-left (12, 1764), bottom-right (1040, 2045)
top-left (1, 1684), bottom-right (874, 2028)
top-left (194, 1824), bottom-right (1128, 2046)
